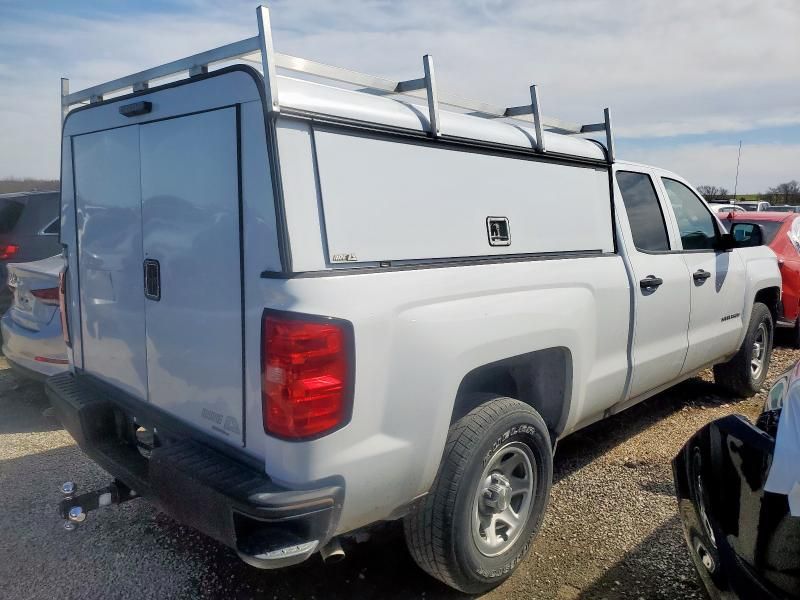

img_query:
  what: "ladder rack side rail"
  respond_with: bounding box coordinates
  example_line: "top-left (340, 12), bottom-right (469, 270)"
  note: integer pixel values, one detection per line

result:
top-left (603, 108), bottom-right (615, 164)
top-left (529, 84), bottom-right (544, 153)
top-left (257, 5), bottom-right (280, 113)
top-left (422, 55), bottom-right (441, 138)
top-left (60, 78), bottom-right (69, 126)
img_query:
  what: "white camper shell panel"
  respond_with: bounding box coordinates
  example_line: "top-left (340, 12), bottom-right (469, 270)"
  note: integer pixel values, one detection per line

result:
top-left (312, 129), bottom-right (613, 264)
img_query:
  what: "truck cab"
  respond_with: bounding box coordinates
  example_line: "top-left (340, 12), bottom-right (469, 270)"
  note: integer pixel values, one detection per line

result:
top-left (613, 162), bottom-right (779, 407)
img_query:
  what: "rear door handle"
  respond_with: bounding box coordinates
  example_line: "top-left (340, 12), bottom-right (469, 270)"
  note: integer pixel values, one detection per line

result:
top-left (639, 275), bottom-right (663, 290)
top-left (693, 269), bottom-right (711, 283)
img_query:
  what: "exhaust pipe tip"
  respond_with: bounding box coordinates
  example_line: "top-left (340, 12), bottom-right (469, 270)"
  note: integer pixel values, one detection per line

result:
top-left (319, 537), bottom-right (345, 564)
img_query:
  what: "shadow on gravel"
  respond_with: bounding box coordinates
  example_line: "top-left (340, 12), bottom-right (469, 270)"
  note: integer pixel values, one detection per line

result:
top-left (158, 518), bottom-right (464, 600)
top-left (552, 376), bottom-right (733, 485)
top-left (577, 515), bottom-right (703, 600)
top-left (0, 369), bottom-right (59, 434)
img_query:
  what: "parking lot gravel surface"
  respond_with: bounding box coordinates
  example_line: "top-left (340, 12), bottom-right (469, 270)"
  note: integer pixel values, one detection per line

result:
top-left (1, 340), bottom-right (797, 600)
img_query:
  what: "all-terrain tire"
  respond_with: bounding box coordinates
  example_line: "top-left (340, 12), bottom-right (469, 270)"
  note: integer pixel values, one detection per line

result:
top-left (713, 302), bottom-right (773, 397)
top-left (403, 395), bottom-right (553, 594)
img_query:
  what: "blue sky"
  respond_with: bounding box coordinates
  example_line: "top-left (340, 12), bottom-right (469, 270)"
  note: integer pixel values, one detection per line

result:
top-left (1, 0), bottom-right (798, 193)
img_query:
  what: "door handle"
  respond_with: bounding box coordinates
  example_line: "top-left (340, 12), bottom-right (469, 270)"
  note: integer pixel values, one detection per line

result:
top-left (639, 275), bottom-right (663, 290)
top-left (693, 269), bottom-right (711, 283)
top-left (144, 259), bottom-right (161, 301)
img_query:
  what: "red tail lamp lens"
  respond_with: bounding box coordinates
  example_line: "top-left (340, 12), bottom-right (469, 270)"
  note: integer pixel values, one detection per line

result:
top-left (0, 244), bottom-right (19, 260)
top-left (261, 312), bottom-right (353, 439)
top-left (31, 287), bottom-right (60, 305)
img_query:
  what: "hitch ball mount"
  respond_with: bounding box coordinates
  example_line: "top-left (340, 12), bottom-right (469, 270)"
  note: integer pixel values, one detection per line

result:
top-left (59, 479), bottom-right (138, 531)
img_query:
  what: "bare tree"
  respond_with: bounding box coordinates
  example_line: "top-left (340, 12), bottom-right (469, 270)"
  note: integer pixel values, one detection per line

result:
top-left (696, 185), bottom-right (729, 201)
top-left (767, 180), bottom-right (800, 205)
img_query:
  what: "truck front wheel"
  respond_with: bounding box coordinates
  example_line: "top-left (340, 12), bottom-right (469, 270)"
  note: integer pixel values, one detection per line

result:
top-left (713, 301), bottom-right (773, 397)
top-left (403, 395), bottom-right (553, 594)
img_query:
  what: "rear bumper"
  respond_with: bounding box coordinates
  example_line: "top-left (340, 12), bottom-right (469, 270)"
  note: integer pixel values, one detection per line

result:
top-left (45, 371), bottom-right (343, 569)
top-left (1, 313), bottom-right (68, 380)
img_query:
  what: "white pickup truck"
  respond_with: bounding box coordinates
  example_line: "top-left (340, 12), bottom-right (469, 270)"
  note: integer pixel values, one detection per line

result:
top-left (47, 6), bottom-right (781, 594)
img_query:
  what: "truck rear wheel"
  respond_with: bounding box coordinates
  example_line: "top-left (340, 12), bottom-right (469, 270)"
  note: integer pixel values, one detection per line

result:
top-left (403, 395), bottom-right (552, 594)
top-left (713, 302), bottom-right (773, 397)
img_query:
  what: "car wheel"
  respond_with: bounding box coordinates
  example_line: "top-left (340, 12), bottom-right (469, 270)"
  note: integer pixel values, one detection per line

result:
top-left (403, 395), bottom-right (552, 594)
top-left (713, 302), bottom-right (773, 397)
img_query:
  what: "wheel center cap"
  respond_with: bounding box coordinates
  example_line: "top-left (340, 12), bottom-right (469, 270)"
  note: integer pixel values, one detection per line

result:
top-left (482, 473), bottom-right (512, 513)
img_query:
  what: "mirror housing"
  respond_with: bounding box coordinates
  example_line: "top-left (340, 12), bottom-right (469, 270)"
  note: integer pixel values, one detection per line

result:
top-left (729, 223), bottom-right (765, 248)
top-left (717, 223), bottom-right (765, 251)
top-left (715, 232), bottom-right (736, 252)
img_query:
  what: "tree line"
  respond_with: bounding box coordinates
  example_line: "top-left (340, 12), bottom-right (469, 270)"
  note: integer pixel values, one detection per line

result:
top-left (697, 180), bottom-right (800, 205)
top-left (0, 178), bottom-right (60, 195)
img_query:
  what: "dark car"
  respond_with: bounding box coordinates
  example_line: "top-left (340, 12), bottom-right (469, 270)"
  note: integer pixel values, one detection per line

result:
top-left (0, 191), bottom-right (61, 302)
top-left (673, 366), bottom-right (800, 599)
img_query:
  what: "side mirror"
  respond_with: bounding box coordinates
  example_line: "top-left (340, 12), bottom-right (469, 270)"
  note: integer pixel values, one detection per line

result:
top-left (724, 223), bottom-right (764, 249)
top-left (715, 232), bottom-right (736, 252)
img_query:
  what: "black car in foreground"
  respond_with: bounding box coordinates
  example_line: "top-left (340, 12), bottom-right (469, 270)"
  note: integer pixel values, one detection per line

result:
top-left (673, 365), bottom-right (800, 599)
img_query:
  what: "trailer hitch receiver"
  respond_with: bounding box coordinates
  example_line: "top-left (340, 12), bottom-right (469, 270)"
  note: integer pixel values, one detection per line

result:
top-left (59, 480), bottom-right (138, 531)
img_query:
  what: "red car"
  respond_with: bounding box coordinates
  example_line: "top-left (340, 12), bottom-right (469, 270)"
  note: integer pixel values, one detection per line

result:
top-left (724, 211), bottom-right (800, 345)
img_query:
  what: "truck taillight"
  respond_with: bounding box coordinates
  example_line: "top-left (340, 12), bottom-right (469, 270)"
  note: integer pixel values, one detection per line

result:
top-left (31, 287), bottom-right (60, 305)
top-left (59, 270), bottom-right (70, 347)
top-left (261, 311), bottom-right (353, 440)
top-left (0, 244), bottom-right (19, 260)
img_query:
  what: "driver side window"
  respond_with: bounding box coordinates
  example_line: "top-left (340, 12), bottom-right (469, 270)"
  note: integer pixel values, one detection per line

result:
top-left (662, 178), bottom-right (718, 250)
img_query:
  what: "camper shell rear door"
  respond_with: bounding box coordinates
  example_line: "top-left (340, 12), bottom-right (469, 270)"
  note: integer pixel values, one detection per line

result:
top-left (60, 67), bottom-right (280, 450)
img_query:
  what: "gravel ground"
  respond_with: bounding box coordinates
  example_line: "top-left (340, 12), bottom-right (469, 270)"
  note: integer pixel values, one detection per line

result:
top-left (1, 339), bottom-right (797, 600)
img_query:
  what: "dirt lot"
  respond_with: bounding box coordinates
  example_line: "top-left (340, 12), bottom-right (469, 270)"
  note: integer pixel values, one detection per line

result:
top-left (1, 340), bottom-right (797, 600)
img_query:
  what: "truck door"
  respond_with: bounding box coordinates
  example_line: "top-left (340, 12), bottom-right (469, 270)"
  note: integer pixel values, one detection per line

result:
top-left (616, 170), bottom-right (691, 398)
top-left (658, 177), bottom-right (747, 374)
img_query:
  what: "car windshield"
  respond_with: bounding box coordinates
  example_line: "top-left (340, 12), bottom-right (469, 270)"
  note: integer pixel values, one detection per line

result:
top-left (732, 220), bottom-right (784, 244)
top-left (740, 205), bottom-right (759, 211)
top-left (0, 199), bottom-right (25, 234)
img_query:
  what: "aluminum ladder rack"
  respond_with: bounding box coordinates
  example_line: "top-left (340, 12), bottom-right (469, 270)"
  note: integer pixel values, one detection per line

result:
top-left (61, 5), bottom-right (615, 163)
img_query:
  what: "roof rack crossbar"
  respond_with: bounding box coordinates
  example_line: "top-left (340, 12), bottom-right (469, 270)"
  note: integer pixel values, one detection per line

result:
top-left (61, 35), bottom-right (261, 112)
top-left (61, 4), bottom-right (616, 163)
